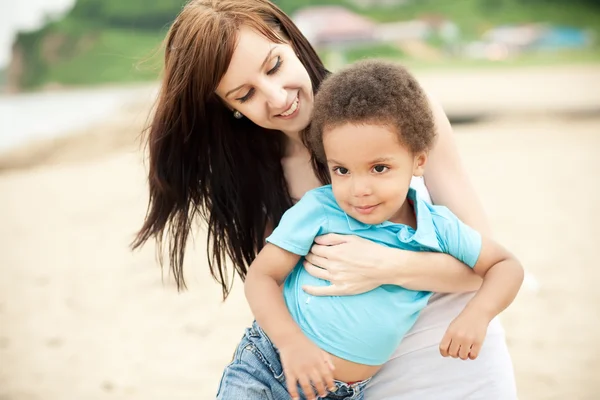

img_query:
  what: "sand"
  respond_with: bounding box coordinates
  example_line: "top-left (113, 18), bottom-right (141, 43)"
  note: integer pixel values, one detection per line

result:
top-left (1, 65), bottom-right (599, 400)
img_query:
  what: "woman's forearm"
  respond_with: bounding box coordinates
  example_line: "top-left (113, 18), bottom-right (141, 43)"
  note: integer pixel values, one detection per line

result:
top-left (384, 247), bottom-right (482, 293)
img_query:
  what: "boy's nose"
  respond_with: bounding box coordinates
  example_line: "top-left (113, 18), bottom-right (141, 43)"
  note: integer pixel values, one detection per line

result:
top-left (351, 177), bottom-right (373, 197)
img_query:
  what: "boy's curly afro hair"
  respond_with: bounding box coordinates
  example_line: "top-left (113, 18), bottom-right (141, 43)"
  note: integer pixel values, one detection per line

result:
top-left (306, 59), bottom-right (436, 162)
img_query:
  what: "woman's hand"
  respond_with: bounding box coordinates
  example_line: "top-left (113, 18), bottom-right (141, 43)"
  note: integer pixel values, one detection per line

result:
top-left (302, 233), bottom-right (399, 296)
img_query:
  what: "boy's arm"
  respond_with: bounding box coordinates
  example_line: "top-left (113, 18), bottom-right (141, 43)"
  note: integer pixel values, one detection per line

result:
top-left (244, 243), bottom-right (304, 346)
top-left (465, 236), bottom-right (524, 320)
top-left (439, 236), bottom-right (524, 360)
top-left (245, 243), bottom-right (336, 398)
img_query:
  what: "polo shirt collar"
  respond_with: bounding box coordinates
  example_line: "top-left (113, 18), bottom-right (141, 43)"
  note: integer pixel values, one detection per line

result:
top-left (344, 188), bottom-right (438, 248)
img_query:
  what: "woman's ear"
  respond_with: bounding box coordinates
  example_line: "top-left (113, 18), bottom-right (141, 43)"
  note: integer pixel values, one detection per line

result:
top-left (412, 152), bottom-right (428, 177)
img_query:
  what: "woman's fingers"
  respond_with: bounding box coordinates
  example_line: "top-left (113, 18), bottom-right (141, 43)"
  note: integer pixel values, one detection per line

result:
top-left (303, 261), bottom-right (331, 280)
top-left (313, 233), bottom-right (351, 246)
top-left (308, 243), bottom-right (333, 258)
top-left (304, 253), bottom-right (329, 269)
top-left (302, 284), bottom-right (343, 296)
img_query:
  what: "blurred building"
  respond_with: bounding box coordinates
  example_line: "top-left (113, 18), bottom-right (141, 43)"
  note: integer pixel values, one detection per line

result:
top-left (292, 6), bottom-right (377, 49)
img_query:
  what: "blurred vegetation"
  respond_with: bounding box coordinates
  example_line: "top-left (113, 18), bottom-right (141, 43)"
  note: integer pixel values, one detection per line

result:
top-left (12, 0), bottom-right (185, 89)
top-left (9, 0), bottom-right (600, 90)
top-left (359, 0), bottom-right (600, 40)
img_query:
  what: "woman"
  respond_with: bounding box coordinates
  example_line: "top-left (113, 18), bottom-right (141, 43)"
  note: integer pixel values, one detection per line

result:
top-left (133, 0), bottom-right (517, 398)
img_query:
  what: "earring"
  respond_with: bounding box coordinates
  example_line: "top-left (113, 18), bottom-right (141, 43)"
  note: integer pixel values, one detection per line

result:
top-left (233, 110), bottom-right (243, 119)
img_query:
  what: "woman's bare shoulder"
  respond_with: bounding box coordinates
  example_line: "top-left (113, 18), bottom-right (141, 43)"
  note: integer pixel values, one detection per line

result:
top-left (281, 153), bottom-right (322, 203)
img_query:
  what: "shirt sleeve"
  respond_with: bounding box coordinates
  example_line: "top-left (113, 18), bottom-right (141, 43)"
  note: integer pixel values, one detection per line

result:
top-left (266, 191), bottom-right (328, 256)
top-left (431, 206), bottom-right (482, 268)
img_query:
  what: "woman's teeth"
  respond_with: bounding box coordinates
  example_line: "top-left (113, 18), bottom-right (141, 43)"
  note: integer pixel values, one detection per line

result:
top-left (279, 97), bottom-right (299, 117)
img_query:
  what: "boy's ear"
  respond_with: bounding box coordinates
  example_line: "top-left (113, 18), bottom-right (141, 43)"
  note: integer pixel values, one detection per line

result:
top-left (413, 152), bottom-right (428, 177)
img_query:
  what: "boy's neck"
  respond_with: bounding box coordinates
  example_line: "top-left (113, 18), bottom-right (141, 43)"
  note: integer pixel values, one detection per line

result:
top-left (389, 199), bottom-right (417, 229)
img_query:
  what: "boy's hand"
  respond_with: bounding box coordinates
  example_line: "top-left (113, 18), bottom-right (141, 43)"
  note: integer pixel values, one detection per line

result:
top-left (278, 334), bottom-right (336, 400)
top-left (439, 309), bottom-right (490, 360)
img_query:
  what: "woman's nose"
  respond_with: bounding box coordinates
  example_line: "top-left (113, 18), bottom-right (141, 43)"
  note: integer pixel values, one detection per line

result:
top-left (264, 84), bottom-right (288, 111)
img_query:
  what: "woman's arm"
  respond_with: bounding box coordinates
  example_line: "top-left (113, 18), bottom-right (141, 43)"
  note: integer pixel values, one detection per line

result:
top-left (424, 95), bottom-right (492, 236)
top-left (303, 235), bottom-right (482, 295)
top-left (304, 96), bottom-right (487, 296)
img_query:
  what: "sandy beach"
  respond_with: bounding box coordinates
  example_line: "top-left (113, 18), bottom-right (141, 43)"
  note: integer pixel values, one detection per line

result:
top-left (1, 65), bottom-right (599, 399)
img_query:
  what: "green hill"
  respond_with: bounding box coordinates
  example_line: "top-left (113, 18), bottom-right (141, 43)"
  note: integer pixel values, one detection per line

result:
top-left (9, 0), bottom-right (186, 89)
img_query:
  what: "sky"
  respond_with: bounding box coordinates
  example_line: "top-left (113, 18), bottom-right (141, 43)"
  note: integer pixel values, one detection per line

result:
top-left (0, 0), bottom-right (75, 68)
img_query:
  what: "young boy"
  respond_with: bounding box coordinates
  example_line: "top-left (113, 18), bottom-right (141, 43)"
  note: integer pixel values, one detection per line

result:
top-left (217, 60), bottom-right (524, 400)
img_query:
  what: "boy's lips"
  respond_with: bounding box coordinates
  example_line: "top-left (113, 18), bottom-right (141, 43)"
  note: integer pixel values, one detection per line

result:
top-left (353, 204), bottom-right (380, 215)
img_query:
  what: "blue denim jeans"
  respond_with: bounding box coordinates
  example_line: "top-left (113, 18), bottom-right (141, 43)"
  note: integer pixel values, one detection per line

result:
top-left (216, 321), bottom-right (370, 399)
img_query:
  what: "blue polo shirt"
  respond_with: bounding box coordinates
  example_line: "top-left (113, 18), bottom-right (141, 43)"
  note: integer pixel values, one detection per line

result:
top-left (265, 185), bottom-right (482, 365)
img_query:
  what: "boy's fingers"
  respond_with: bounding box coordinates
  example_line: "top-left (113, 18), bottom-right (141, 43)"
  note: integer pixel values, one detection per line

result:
top-left (458, 343), bottom-right (471, 360)
top-left (309, 369), bottom-right (327, 397)
top-left (285, 372), bottom-right (299, 399)
top-left (469, 343), bottom-right (482, 360)
top-left (439, 334), bottom-right (451, 357)
top-left (298, 375), bottom-right (316, 400)
top-left (448, 339), bottom-right (461, 358)
top-left (320, 358), bottom-right (336, 391)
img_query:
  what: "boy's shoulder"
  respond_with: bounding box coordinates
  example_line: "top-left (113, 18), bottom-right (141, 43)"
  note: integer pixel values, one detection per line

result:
top-left (409, 190), bottom-right (463, 239)
top-left (408, 188), bottom-right (456, 230)
top-left (303, 185), bottom-right (338, 207)
top-left (425, 203), bottom-right (460, 232)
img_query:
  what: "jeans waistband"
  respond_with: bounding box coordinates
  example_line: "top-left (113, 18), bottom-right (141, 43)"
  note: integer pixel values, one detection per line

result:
top-left (250, 321), bottom-right (372, 396)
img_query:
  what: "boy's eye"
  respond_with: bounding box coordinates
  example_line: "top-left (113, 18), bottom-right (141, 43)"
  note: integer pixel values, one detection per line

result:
top-left (373, 165), bottom-right (388, 173)
top-left (333, 167), bottom-right (349, 175)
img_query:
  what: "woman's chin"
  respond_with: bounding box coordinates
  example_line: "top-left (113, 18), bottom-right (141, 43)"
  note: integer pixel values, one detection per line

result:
top-left (276, 111), bottom-right (311, 135)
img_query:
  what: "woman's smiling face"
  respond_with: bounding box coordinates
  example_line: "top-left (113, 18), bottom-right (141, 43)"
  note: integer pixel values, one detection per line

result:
top-left (216, 26), bottom-right (314, 136)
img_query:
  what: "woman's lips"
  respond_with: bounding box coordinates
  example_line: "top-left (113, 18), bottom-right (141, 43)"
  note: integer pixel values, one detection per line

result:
top-left (277, 95), bottom-right (299, 119)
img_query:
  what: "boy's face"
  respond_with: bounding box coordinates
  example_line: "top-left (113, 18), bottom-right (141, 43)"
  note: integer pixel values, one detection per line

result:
top-left (323, 123), bottom-right (427, 225)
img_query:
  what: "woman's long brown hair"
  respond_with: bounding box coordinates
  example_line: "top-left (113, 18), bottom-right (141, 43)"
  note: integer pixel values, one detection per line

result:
top-left (132, 0), bottom-right (329, 299)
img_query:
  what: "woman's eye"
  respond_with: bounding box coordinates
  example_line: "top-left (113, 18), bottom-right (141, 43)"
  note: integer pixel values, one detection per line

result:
top-left (333, 167), bottom-right (349, 175)
top-left (235, 57), bottom-right (282, 103)
top-left (267, 56), bottom-right (283, 75)
top-left (373, 165), bottom-right (388, 173)
top-left (237, 88), bottom-right (255, 103)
